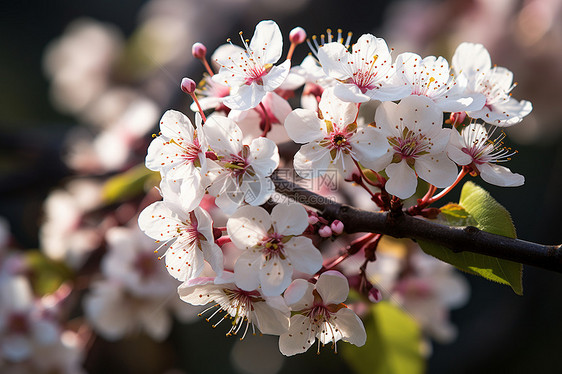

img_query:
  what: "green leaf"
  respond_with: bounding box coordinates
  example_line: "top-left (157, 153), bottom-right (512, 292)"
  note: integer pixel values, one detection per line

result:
top-left (101, 164), bottom-right (159, 204)
top-left (342, 302), bottom-right (425, 374)
top-left (25, 251), bottom-right (73, 296)
top-left (419, 181), bottom-right (523, 295)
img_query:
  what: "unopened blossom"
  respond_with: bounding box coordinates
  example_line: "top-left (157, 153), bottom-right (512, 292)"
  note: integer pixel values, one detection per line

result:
top-left (368, 95), bottom-right (458, 199)
top-left (204, 115), bottom-right (279, 214)
top-left (138, 202), bottom-right (223, 282)
top-left (285, 88), bottom-right (388, 179)
top-left (452, 42), bottom-right (532, 126)
top-left (317, 34), bottom-right (410, 103)
top-left (178, 272), bottom-right (289, 338)
top-left (213, 20), bottom-right (291, 111)
top-left (279, 271), bottom-right (366, 356)
top-left (447, 122), bottom-right (524, 187)
top-left (227, 204), bottom-right (323, 296)
top-left (146, 110), bottom-right (209, 212)
top-left (394, 52), bottom-right (485, 112)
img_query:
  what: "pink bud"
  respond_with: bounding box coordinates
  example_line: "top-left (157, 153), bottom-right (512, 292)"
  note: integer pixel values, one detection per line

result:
top-left (318, 225), bottom-right (332, 238)
top-left (330, 220), bottom-right (344, 235)
top-left (192, 42), bottom-right (207, 59)
top-left (449, 111), bottom-right (467, 126)
top-left (308, 215), bottom-right (319, 225)
top-left (289, 27), bottom-right (307, 44)
top-left (368, 287), bottom-right (382, 303)
top-left (181, 77), bottom-right (196, 94)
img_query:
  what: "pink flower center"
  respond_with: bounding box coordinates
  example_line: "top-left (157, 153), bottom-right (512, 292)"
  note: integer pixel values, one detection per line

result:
top-left (169, 137), bottom-right (202, 164)
top-left (260, 233), bottom-right (286, 259)
top-left (388, 127), bottom-right (431, 162)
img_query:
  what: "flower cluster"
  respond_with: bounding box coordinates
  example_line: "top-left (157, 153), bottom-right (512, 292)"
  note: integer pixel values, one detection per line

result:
top-left (137, 19), bottom-right (531, 356)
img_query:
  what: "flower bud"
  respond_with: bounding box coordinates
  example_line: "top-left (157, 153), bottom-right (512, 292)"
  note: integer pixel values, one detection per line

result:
top-left (192, 42), bottom-right (207, 59)
top-left (368, 287), bottom-right (382, 303)
top-left (181, 77), bottom-right (196, 94)
top-left (289, 27), bottom-right (307, 44)
top-left (318, 225), bottom-right (332, 237)
top-left (330, 220), bottom-right (344, 235)
top-left (308, 215), bottom-right (319, 225)
top-left (449, 111), bottom-right (467, 127)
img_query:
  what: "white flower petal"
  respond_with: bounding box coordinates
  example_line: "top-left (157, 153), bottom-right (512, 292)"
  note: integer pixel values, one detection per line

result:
top-left (318, 88), bottom-right (358, 127)
top-left (271, 203), bottom-right (308, 236)
top-left (227, 205), bottom-right (270, 249)
top-left (285, 109), bottom-right (326, 144)
top-left (293, 142), bottom-right (332, 178)
top-left (333, 83), bottom-right (370, 103)
top-left (233, 249), bottom-right (262, 291)
top-left (259, 256), bottom-right (293, 296)
top-left (385, 161), bottom-right (418, 199)
top-left (252, 300), bottom-right (289, 335)
top-left (201, 241), bottom-right (224, 277)
top-left (284, 236), bottom-right (323, 275)
top-left (452, 42), bottom-right (491, 76)
top-left (316, 270), bottom-right (349, 305)
top-left (279, 314), bottom-right (315, 356)
top-left (478, 162), bottom-right (524, 187)
top-left (416, 153), bottom-right (458, 188)
top-left (283, 279), bottom-right (315, 310)
top-left (263, 60), bottom-right (291, 92)
top-left (250, 20), bottom-right (283, 64)
top-left (397, 95), bottom-right (443, 133)
top-left (317, 42), bottom-right (352, 81)
top-left (332, 308), bottom-right (367, 346)
top-left (204, 115), bottom-right (243, 156)
top-left (164, 240), bottom-right (204, 281)
top-left (224, 84), bottom-right (267, 111)
top-left (249, 137), bottom-right (279, 176)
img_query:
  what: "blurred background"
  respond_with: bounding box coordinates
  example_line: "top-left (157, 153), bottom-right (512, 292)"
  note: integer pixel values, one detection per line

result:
top-left (1, 0), bottom-right (561, 373)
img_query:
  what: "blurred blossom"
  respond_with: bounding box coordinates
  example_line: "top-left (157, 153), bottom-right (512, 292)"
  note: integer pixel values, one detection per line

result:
top-left (43, 18), bottom-right (123, 116)
top-left (84, 225), bottom-right (199, 342)
top-left (40, 179), bottom-right (103, 269)
top-left (366, 240), bottom-right (469, 344)
top-left (0, 276), bottom-right (85, 373)
top-left (383, 0), bottom-right (562, 143)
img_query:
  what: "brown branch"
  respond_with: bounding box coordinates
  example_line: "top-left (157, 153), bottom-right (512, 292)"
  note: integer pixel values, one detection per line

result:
top-left (271, 173), bottom-right (562, 273)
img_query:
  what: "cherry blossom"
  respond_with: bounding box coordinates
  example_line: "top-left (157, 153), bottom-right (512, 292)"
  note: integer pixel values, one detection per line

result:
top-left (213, 20), bottom-right (291, 111)
top-left (317, 34), bottom-right (410, 103)
top-left (447, 122), bottom-right (524, 187)
top-left (227, 203), bottom-right (323, 296)
top-left (204, 115), bottom-right (279, 214)
top-left (279, 271), bottom-right (366, 356)
top-left (452, 42), bottom-right (532, 126)
top-left (0, 276), bottom-right (59, 363)
top-left (146, 110), bottom-right (209, 212)
top-left (178, 272), bottom-right (289, 338)
top-left (138, 202), bottom-right (223, 282)
top-left (285, 88), bottom-right (388, 179)
top-left (190, 75), bottom-right (231, 114)
top-left (369, 95), bottom-right (458, 199)
top-left (84, 280), bottom-right (175, 341)
top-left (394, 52), bottom-right (486, 112)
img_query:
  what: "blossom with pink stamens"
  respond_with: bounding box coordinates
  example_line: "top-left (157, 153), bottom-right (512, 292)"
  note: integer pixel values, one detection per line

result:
top-left (213, 20), bottom-right (291, 111)
top-left (279, 271), bottom-right (366, 356)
